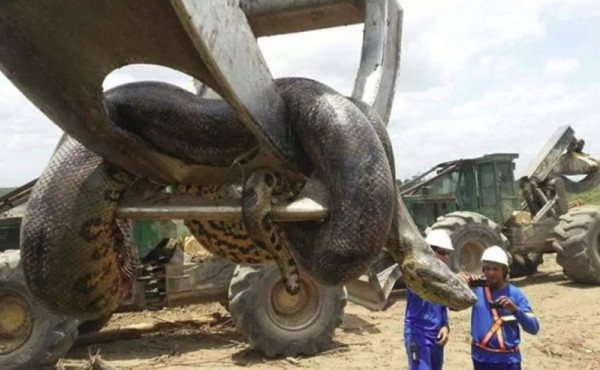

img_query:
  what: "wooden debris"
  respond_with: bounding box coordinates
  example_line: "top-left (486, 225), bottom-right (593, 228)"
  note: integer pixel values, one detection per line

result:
top-left (87, 350), bottom-right (120, 370)
top-left (74, 317), bottom-right (214, 347)
top-left (284, 356), bottom-right (301, 365)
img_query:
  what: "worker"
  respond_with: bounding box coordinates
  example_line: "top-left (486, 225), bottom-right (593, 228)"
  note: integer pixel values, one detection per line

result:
top-left (404, 229), bottom-right (454, 370)
top-left (461, 246), bottom-right (540, 370)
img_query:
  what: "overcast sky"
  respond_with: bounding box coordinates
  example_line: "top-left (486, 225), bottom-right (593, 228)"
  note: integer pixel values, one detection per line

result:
top-left (1, 0), bottom-right (599, 186)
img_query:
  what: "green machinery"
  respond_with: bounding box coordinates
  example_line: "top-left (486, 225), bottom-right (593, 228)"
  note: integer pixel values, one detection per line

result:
top-left (399, 125), bottom-right (600, 282)
top-left (400, 153), bottom-right (521, 233)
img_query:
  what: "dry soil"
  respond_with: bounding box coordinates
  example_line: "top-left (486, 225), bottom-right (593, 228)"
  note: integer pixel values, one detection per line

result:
top-left (60, 256), bottom-right (600, 370)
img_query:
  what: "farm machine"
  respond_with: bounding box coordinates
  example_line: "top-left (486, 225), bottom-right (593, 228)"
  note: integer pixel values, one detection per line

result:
top-left (400, 125), bottom-right (600, 282)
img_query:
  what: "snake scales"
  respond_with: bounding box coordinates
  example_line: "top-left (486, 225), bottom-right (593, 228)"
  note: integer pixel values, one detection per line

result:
top-left (21, 78), bottom-right (475, 321)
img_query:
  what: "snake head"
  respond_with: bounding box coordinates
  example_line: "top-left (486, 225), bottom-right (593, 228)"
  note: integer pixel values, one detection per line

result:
top-left (401, 255), bottom-right (477, 310)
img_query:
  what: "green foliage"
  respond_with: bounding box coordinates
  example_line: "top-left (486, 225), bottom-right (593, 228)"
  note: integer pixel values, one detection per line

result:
top-left (568, 187), bottom-right (600, 206)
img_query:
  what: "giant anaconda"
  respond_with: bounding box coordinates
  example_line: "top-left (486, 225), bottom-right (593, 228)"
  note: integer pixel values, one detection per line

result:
top-left (21, 78), bottom-right (476, 320)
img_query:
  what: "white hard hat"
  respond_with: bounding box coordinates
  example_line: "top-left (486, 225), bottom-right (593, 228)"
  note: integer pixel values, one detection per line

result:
top-left (481, 246), bottom-right (508, 267)
top-left (425, 229), bottom-right (454, 251)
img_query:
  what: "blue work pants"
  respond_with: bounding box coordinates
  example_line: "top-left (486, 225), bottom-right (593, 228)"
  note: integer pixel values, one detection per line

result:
top-left (404, 334), bottom-right (444, 370)
top-left (473, 360), bottom-right (521, 370)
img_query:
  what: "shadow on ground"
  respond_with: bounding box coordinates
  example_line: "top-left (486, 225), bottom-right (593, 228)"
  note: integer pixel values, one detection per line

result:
top-left (512, 270), bottom-right (598, 289)
top-left (341, 313), bottom-right (382, 335)
top-left (229, 339), bottom-right (350, 365)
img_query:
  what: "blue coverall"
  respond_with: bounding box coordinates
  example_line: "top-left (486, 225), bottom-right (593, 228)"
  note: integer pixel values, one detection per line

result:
top-left (470, 284), bottom-right (540, 370)
top-left (404, 288), bottom-right (448, 370)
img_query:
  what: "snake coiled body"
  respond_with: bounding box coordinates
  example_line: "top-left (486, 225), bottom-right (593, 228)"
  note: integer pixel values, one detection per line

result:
top-left (276, 79), bottom-right (395, 285)
top-left (21, 78), bottom-right (475, 320)
top-left (21, 137), bottom-right (138, 318)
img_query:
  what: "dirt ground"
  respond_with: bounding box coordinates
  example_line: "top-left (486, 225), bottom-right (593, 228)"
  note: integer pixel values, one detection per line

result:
top-left (60, 256), bottom-right (600, 370)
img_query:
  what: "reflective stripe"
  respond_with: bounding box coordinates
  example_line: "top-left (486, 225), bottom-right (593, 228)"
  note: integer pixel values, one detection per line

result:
top-left (502, 312), bottom-right (536, 322)
top-left (480, 318), bottom-right (503, 347)
top-left (473, 287), bottom-right (525, 353)
top-left (473, 341), bottom-right (519, 353)
top-left (482, 287), bottom-right (506, 350)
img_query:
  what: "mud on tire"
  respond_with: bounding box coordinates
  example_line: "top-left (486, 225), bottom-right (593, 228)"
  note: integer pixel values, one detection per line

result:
top-left (228, 263), bottom-right (347, 357)
top-left (552, 205), bottom-right (600, 284)
top-left (429, 211), bottom-right (509, 274)
top-left (0, 250), bottom-right (78, 370)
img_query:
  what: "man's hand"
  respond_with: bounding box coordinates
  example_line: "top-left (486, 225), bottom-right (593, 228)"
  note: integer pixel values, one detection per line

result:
top-left (458, 272), bottom-right (479, 284)
top-left (497, 296), bottom-right (518, 313)
top-left (437, 326), bottom-right (450, 346)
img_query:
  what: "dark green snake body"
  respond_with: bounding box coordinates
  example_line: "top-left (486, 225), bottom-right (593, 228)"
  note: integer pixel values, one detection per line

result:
top-left (21, 79), bottom-right (475, 321)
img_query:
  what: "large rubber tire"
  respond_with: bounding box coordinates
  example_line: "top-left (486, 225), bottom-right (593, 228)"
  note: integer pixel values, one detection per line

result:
top-left (228, 263), bottom-right (347, 357)
top-left (552, 205), bottom-right (600, 284)
top-left (429, 211), bottom-right (509, 274)
top-left (509, 253), bottom-right (543, 278)
top-left (0, 250), bottom-right (79, 370)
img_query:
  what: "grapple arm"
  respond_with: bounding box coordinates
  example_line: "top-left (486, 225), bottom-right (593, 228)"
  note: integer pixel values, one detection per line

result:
top-left (520, 125), bottom-right (600, 218)
top-left (0, 0), bottom-right (403, 186)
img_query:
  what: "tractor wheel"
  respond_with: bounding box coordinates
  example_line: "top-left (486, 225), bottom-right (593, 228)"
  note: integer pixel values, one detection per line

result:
top-left (552, 205), bottom-right (600, 284)
top-left (228, 263), bottom-right (347, 357)
top-left (509, 253), bottom-right (543, 278)
top-left (429, 211), bottom-right (509, 274)
top-left (0, 250), bottom-right (78, 370)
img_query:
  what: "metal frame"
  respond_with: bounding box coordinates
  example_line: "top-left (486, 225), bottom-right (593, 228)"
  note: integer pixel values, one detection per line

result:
top-left (525, 125), bottom-right (574, 183)
top-left (0, 0), bottom-right (403, 220)
top-left (352, 0), bottom-right (403, 123)
top-left (117, 193), bottom-right (328, 222)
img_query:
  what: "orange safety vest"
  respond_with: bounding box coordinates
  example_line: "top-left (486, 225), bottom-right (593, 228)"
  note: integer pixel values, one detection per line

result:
top-left (473, 286), bottom-right (519, 353)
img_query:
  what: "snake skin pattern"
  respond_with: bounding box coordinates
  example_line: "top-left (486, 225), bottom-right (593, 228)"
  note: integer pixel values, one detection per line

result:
top-left (21, 136), bottom-right (138, 318)
top-left (242, 169), bottom-right (300, 295)
top-left (21, 78), bottom-right (476, 320)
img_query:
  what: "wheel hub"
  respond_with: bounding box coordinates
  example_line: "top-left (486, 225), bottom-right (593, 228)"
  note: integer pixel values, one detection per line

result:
top-left (0, 291), bottom-right (33, 354)
top-left (269, 278), bottom-right (320, 331)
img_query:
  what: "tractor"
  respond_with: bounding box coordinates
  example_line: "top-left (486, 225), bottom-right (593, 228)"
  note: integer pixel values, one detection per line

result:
top-left (400, 125), bottom-right (600, 283)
